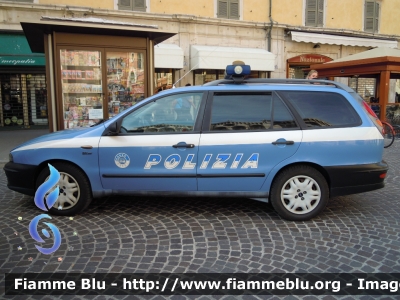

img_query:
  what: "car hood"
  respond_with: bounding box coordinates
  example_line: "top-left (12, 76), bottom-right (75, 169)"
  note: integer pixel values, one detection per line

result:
top-left (12, 125), bottom-right (105, 151)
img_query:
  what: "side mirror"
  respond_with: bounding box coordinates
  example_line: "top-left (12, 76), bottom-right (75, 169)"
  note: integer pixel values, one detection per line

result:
top-left (108, 122), bottom-right (118, 136)
top-left (105, 119), bottom-right (122, 136)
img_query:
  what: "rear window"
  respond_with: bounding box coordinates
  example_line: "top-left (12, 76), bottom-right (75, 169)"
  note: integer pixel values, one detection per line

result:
top-left (281, 91), bottom-right (361, 128)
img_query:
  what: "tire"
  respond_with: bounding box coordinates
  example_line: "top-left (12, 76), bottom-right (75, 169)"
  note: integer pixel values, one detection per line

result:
top-left (270, 165), bottom-right (329, 221)
top-left (35, 162), bottom-right (93, 216)
top-left (382, 121), bottom-right (395, 148)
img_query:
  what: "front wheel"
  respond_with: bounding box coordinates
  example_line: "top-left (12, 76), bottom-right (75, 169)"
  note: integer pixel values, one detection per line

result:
top-left (36, 162), bottom-right (93, 216)
top-left (270, 165), bottom-right (329, 221)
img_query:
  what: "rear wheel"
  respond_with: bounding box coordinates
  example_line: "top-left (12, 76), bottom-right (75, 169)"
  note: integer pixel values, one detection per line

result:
top-left (36, 162), bottom-right (92, 216)
top-left (270, 165), bottom-right (329, 221)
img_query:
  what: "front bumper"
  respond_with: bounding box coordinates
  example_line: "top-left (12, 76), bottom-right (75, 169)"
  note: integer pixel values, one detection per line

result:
top-left (326, 161), bottom-right (389, 197)
top-left (3, 162), bottom-right (38, 196)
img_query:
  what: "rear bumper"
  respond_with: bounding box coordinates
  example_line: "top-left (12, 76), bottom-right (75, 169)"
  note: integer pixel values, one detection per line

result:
top-left (326, 161), bottom-right (388, 197)
top-left (3, 162), bottom-right (38, 196)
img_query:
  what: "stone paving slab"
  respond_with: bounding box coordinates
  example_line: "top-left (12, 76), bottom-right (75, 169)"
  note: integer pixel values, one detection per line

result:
top-left (1, 141), bottom-right (400, 299)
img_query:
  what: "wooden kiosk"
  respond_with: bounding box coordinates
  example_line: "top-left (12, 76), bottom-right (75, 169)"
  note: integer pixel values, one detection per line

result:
top-left (21, 18), bottom-right (176, 132)
top-left (310, 47), bottom-right (400, 121)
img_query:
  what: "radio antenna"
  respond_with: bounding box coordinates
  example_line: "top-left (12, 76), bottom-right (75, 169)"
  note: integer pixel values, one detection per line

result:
top-left (172, 46), bottom-right (221, 88)
top-left (172, 63), bottom-right (198, 88)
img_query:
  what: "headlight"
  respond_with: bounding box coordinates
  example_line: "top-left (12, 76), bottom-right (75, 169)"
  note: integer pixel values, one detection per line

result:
top-left (9, 153), bottom-right (13, 162)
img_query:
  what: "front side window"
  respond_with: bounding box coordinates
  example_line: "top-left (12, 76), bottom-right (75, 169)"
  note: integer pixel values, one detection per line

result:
top-left (118, 0), bottom-right (146, 12)
top-left (120, 93), bottom-right (202, 133)
top-left (281, 91), bottom-right (361, 128)
top-left (305, 0), bottom-right (324, 27)
top-left (209, 93), bottom-right (297, 131)
top-left (217, 0), bottom-right (239, 20)
top-left (365, 0), bottom-right (380, 32)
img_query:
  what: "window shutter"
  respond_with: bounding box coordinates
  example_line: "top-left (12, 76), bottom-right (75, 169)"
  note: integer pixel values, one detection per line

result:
top-left (218, 0), bottom-right (228, 18)
top-left (133, 0), bottom-right (146, 12)
top-left (229, 0), bottom-right (240, 19)
top-left (374, 2), bottom-right (380, 32)
top-left (365, 1), bottom-right (375, 31)
top-left (306, 0), bottom-right (317, 26)
top-left (317, 0), bottom-right (324, 26)
top-left (119, 0), bottom-right (133, 11)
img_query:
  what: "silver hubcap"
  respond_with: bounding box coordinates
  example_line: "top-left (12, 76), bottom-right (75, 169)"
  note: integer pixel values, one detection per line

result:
top-left (280, 175), bottom-right (321, 215)
top-left (45, 172), bottom-right (80, 210)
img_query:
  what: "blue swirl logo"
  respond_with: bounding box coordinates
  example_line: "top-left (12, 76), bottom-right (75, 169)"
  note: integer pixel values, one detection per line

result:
top-left (29, 164), bottom-right (62, 255)
top-left (29, 214), bottom-right (62, 255)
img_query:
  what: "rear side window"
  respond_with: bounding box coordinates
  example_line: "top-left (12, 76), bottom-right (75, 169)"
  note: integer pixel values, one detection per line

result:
top-left (209, 93), bottom-right (297, 131)
top-left (281, 91), bottom-right (361, 128)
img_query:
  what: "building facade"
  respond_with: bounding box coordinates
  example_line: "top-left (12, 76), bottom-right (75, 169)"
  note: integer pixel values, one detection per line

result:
top-left (0, 0), bottom-right (399, 129)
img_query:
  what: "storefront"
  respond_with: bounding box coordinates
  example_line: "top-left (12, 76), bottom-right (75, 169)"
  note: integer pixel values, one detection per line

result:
top-left (154, 44), bottom-right (183, 92)
top-left (0, 33), bottom-right (48, 129)
top-left (287, 54), bottom-right (333, 79)
top-left (190, 45), bottom-right (275, 84)
top-left (310, 47), bottom-right (400, 121)
top-left (21, 17), bottom-right (176, 132)
top-left (284, 30), bottom-right (398, 81)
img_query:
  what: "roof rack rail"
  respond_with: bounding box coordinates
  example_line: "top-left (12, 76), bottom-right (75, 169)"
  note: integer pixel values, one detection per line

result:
top-left (203, 78), bottom-right (354, 93)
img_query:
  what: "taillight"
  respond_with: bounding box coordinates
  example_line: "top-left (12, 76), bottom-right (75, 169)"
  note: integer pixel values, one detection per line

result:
top-left (362, 101), bottom-right (378, 117)
top-left (362, 101), bottom-right (383, 127)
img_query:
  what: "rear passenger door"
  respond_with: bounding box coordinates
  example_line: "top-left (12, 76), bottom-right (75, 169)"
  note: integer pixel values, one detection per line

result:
top-left (197, 92), bottom-right (302, 192)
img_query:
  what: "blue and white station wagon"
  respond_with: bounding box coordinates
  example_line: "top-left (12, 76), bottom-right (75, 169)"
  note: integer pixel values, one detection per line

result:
top-left (4, 65), bottom-right (388, 221)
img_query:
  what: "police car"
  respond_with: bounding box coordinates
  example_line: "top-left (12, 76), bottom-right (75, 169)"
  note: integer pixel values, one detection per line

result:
top-left (4, 64), bottom-right (388, 221)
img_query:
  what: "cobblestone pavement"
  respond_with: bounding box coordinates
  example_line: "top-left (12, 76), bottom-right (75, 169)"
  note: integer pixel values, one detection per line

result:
top-left (1, 141), bottom-right (400, 300)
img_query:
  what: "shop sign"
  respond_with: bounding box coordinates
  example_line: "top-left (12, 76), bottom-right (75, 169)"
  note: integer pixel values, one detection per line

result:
top-left (288, 54), bottom-right (333, 64)
top-left (0, 56), bottom-right (46, 66)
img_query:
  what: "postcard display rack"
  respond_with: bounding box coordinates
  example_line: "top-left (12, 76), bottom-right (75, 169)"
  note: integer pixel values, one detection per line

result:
top-left (107, 52), bottom-right (145, 119)
top-left (60, 50), bottom-right (103, 128)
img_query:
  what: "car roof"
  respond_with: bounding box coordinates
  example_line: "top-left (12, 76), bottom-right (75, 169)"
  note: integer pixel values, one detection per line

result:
top-left (159, 79), bottom-right (354, 96)
top-left (205, 78), bottom-right (354, 92)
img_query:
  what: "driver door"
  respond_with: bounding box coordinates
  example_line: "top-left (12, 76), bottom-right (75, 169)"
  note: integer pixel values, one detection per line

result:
top-left (99, 92), bottom-right (204, 192)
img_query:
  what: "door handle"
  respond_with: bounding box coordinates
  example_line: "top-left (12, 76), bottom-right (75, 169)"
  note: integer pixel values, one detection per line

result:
top-left (81, 145), bottom-right (93, 149)
top-left (272, 140), bottom-right (294, 145)
top-left (172, 143), bottom-right (195, 148)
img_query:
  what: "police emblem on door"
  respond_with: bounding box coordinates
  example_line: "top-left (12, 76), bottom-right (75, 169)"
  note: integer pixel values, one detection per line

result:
top-left (114, 153), bottom-right (130, 168)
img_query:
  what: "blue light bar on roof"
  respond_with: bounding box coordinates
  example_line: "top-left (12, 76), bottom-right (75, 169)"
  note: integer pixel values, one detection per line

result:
top-left (226, 65), bottom-right (251, 77)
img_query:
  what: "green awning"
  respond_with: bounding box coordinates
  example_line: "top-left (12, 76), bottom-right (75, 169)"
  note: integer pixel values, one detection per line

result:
top-left (0, 33), bottom-right (45, 66)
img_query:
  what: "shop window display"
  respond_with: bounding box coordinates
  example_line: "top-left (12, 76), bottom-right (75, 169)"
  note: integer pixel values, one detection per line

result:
top-left (107, 51), bottom-right (145, 118)
top-left (60, 50), bottom-right (103, 128)
top-left (0, 73), bottom-right (47, 128)
top-left (1, 75), bottom-right (23, 127)
top-left (154, 70), bottom-right (173, 93)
